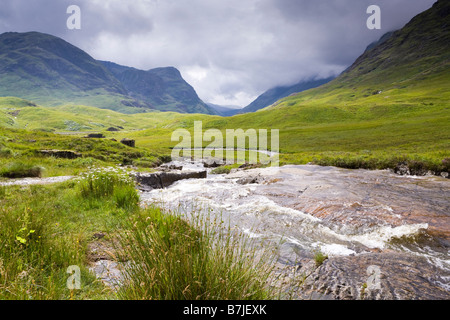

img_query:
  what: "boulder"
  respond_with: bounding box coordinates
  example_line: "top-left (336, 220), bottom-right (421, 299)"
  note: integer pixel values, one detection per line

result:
top-left (134, 170), bottom-right (207, 190)
top-left (394, 162), bottom-right (410, 176)
top-left (120, 138), bottom-right (135, 148)
top-left (159, 164), bottom-right (183, 171)
top-left (39, 149), bottom-right (81, 159)
top-left (203, 160), bottom-right (222, 168)
top-left (85, 133), bottom-right (105, 139)
top-left (236, 174), bottom-right (263, 185)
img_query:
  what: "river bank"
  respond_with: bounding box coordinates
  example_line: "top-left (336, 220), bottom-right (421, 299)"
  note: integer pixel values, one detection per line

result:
top-left (1, 160), bottom-right (448, 299)
top-left (140, 161), bottom-right (450, 299)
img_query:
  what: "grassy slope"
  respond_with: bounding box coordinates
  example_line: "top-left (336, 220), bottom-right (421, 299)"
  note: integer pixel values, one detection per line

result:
top-left (1, 2), bottom-right (449, 174)
top-left (0, 122), bottom-right (168, 178)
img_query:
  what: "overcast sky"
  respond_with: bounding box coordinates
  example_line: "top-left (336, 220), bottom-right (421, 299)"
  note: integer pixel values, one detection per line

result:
top-left (0, 0), bottom-right (437, 107)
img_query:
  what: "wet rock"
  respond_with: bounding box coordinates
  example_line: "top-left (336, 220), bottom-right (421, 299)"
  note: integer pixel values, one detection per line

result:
top-left (394, 162), bottom-right (410, 176)
top-left (236, 174), bottom-right (265, 185)
top-left (39, 149), bottom-right (81, 159)
top-left (134, 170), bottom-right (207, 190)
top-left (203, 160), bottom-right (222, 168)
top-left (238, 163), bottom-right (261, 170)
top-left (159, 164), bottom-right (183, 171)
top-left (120, 138), bottom-right (135, 148)
top-left (90, 260), bottom-right (124, 288)
top-left (237, 176), bottom-right (259, 184)
top-left (256, 165), bottom-right (450, 243)
top-left (300, 252), bottom-right (450, 300)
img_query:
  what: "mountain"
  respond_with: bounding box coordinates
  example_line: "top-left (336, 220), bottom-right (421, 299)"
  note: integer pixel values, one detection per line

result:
top-left (212, 0), bottom-right (449, 170)
top-left (206, 103), bottom-right (242, 117)
top-left (0, 32), bottom-right (215, 115)
top-left (363, 31), bottom-right (395, 53)
top-left (239, 77), bottom-right (334, 114)
top-left (99, 61), bottom-right (216, 114)
top-left (264, 0), bottom-right (449, 111)
top-left (334, 0), bottom-right (449, 94)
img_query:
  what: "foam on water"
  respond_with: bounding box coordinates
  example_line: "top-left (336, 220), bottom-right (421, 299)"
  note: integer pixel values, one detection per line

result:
top-left (343, 223), bottom-right (429, 249)
top-left (140, 172), bottom-right (435, 261)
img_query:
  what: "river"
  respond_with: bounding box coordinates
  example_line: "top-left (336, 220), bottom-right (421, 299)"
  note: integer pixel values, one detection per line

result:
top-left (140, 160), bottom-right (450, 299)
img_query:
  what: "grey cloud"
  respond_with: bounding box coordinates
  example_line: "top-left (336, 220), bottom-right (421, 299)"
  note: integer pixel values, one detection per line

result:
top-left (0, 0), bottom-right (438, 106)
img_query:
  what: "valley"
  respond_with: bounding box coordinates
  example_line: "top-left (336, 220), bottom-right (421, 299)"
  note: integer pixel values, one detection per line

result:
top-left (0, 0), bottom-right (448, 301)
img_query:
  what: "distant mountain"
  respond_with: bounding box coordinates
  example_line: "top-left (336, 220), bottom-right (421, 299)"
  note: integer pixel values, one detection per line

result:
top-left (206, 103), bottom-right (242, 117)
top-left (364, 31), bottom-right (395, 53)
top-left (100, 61), bottom-right (216, 114)
top-left (239, 77), bottom-right (334, 114)
top-left (0, 32), bottom-right (216, 115)
top-left (336, 0), bottom-right (450, 89)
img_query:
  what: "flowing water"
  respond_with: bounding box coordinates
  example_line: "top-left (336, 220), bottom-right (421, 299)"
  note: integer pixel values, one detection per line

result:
top-left (140, 161), bottom-right (450, 281)
top-left (0, 175), bottom-right (74, 186)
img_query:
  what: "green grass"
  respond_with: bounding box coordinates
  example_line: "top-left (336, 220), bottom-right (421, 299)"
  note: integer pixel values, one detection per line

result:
top-left (116, 207), bottom-right (276, 300)
top-left (313, 250), bottom-right (328, 267)
top-left (0, 167), bottom-right (277, 300)
top-left (1, 88), bottom-right (448, 176)
top-left (75, 166), bottom-right (140, 211)
top-left (0, 161), bottom-right (42, 178)
top-left (0, 181), bottom-right (113, 299)
top-left (0, 125), bottom-right (167, 178)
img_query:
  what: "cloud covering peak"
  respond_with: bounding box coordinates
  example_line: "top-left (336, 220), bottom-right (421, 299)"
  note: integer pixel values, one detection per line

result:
top-left (0, 0), bottom-right (437, 106)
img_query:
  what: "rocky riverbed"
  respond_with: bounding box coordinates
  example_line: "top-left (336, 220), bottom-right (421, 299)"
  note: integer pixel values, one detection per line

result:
top-left (140, 161), bottom-right (450, 300)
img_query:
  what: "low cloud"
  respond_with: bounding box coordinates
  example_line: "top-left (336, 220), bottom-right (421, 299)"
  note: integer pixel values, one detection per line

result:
top-left (0, 0), bottom-right (437, 106)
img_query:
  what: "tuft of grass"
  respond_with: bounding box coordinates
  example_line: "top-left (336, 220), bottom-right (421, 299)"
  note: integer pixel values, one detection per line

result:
top-left (116, 207), bottom-right (277, 300)
top-left (313, 249), bottom-right (328, 267)
top-left (75, 166), bottom-right (135, 199)
top-left (210, 166), bottom-right (231, 174)
top-left (113, 184), bottom-right (140, 211)
top-left (0, 161), bottom-right (43, 178)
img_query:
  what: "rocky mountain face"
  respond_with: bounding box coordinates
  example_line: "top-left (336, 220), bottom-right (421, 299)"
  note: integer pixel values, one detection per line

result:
top-left (100, 61), bottom-right (216, 114)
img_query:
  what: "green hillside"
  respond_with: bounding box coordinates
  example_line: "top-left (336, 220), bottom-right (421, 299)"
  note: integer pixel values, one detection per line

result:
top-left (0, 32), bottom-right (143, 113)
top-left (0, 32), bottom-right (216, 115)
top-left (0, 1), bottom-right (448, 176)
top-left (239, 77), bottom-right (334, 114)
top-left (100, 61), bottom-right (215, 114)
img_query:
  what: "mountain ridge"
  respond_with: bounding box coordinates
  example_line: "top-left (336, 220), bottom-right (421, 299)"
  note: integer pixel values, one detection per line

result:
top-left (264, 0), bottom-right (449, 113)
top-left (0, 31), bottom-right (216, 115)
top-left (99, 60), bottom-right (216, 114)
top-left (239, 77), bottom-right (335, 114)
